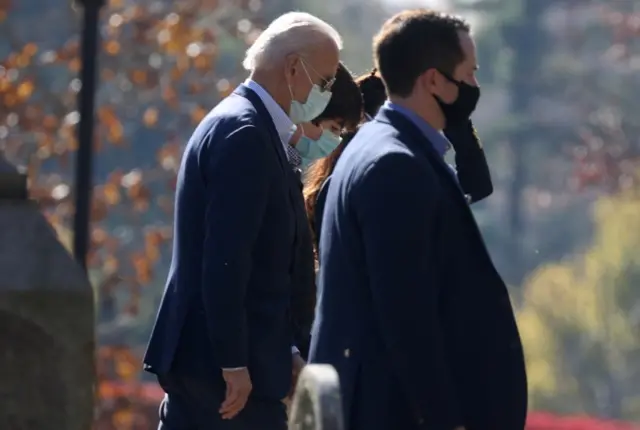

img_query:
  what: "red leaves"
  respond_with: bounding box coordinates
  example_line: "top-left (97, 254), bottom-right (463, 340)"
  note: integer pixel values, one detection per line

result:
top-left (527, 412), bottom-right (640, 430)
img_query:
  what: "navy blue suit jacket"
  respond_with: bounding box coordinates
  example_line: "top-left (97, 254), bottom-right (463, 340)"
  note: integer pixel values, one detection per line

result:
top-left (144, 85), bottom-right (304, 400)
top-left (309, 106), bottom-right (528, 430)
top-left (313, 123), bottom-right (493, 252)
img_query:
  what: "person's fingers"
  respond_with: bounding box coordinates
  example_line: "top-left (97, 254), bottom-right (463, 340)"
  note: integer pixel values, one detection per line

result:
top-left (221, 398), bottom-right (247, 419)
top-left (220, 375), bottom-right (252, 418)
top-left (219, 383), bottom-right (240, 414)
top-left (220, 386), bottom-right (250, 419)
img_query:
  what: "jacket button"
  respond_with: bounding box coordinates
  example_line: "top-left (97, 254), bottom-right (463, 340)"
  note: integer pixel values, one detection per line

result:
top-left (344, 348), bottom-right (350, 358)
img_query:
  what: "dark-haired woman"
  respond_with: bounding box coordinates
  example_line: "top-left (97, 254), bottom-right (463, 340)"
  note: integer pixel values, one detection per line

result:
top-left (289, 63), bottom-right (364, 171)
top-left (303, 71), bottom-right (386, 252)
top-left (288, 62), bottom-right (363, 360)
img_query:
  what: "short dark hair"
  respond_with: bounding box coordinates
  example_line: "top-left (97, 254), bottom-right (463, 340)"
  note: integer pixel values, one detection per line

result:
top-left (373, 9), bottom-right (470, 97)
top-left (313, 62), bottom-right (363, 131)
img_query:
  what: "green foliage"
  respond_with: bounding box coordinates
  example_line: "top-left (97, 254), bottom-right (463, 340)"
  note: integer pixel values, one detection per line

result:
top-left (518, 190), bottom-right (640, 419)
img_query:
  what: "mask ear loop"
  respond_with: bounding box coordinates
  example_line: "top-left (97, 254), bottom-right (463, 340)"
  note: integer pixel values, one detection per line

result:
top-left (287, 57), bottom-right (308, 110)
top-left (299, 59), bottom-right (315, 86)
top-left (437, 69), bottom-right (461, 86)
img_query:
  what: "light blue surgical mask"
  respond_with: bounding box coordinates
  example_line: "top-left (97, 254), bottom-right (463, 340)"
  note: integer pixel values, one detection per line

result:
top-left (289, 86), bottom-right (332, 124)
top-left (297, 129), bottom-right (342, 169)
top-left (288, 60), bottom-right (332, 124)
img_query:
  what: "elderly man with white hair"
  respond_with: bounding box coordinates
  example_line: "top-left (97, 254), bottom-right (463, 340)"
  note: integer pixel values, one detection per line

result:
top-left (143, 11), bottom-right (342, 430)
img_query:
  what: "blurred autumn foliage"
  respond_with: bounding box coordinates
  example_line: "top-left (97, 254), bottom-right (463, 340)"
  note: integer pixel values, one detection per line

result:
top-left (0, 0), bottom-right (270, 427)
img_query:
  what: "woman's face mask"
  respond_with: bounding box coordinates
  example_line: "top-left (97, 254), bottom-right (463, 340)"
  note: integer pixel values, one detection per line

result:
top-left (297, 128), bottom-right (342, 170)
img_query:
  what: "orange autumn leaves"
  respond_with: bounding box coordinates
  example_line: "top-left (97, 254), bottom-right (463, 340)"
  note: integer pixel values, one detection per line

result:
top-left (3, 2), bottom-right (264, 428)
top-left (1, 43), bottom-right (38, 109)
top-left (0, 0), bottom-right (259, 283)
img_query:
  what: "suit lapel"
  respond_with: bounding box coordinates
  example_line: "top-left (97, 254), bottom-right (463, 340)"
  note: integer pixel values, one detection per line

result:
top-left (233, 85), bottom-right (306, 260)
top-left (233, 84), bottom-right (289, 173)
top-left (375, 107), bottom-right (471, 210)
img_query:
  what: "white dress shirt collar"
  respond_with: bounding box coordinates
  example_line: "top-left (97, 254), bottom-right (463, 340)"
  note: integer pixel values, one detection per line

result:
top-left (244, 79), bottom-right (296, 152)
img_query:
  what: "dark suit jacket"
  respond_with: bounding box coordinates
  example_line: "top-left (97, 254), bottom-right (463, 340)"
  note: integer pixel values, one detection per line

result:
top-left (144, 85), bottom-right (305, 400)
top-left (445, 120), bottom-right (493, 203)
top-left (312, 123), bottom-right (493, 252)
top-left (289, 168), bottom-right (316, 360)
top-left (309, 106), bottom-right (528, 430)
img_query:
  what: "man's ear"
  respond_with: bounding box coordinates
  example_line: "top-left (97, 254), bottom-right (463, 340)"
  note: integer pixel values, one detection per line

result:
top-left (284, 54), bottom-right (300, 81)
top-left (420, 68), bottom-right (439, 94)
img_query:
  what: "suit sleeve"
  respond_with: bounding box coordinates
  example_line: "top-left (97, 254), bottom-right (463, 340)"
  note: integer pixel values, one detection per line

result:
top-left (355, 154), bottom-right (463, 430)
top-left (445, 120), bottom-right (493, 203)
top-left (201, 125), bottom-right (270, 369)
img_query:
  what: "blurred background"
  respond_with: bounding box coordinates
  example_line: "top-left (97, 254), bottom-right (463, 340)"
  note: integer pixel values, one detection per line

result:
top-left (2, 0), bottom-right (640, 428)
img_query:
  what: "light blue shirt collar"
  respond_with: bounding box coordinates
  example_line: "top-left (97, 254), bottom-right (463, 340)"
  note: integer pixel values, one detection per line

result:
top-left (244, 79), bottom-right (296, 158)
top-left (385, 101), bottom-right (451, 157)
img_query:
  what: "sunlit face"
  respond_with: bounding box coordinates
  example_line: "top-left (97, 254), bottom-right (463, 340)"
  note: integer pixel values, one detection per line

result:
top-left (298, 119), bottom-right (342, 141)
top-left (284, 39), bottom-right (340, 104)
top-left (317, 119), bottom-right (342, 136)
top-left (452, 30), bottom-right (479, 86)
top-left (418, 30), bottom-right (479, 105)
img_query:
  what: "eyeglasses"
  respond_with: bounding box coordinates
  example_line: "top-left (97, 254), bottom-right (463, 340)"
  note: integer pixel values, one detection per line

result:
top-left (300, 58), bottom-right (336, 92)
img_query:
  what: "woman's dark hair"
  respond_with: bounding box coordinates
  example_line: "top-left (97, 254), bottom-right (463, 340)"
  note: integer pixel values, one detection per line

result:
top-left (313, 62), bottom-right (363, 131)
top-left (355, 69), bottom-right (386, 118)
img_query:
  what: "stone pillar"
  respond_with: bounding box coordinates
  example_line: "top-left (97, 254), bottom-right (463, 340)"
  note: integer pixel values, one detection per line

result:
top-left (0, 160), bottom-right (95, 429)
top-left (288, 364), bottom-right (344, 430)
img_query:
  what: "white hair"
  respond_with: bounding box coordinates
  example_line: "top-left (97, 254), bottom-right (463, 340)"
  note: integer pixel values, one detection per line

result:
top-left (243, 12), bottom-right (343, 71)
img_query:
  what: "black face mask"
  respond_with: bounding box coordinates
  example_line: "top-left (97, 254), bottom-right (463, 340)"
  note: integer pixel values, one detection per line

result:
top-left (434, 72), bottom-right (481, 127)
